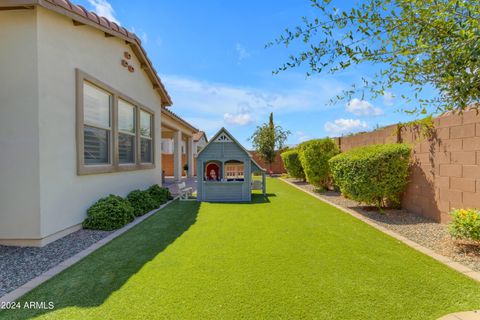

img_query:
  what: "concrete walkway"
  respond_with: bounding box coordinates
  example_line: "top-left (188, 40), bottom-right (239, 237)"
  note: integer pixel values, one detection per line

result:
top-left (438, 310), bottom-right (480, 319)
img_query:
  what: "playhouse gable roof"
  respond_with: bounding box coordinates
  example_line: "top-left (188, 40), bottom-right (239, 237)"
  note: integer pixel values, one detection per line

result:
top-left (197, 128), bottom-right (266, 172)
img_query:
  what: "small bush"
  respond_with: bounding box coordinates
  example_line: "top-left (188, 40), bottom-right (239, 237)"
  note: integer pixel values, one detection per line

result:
top-left (127, 189), bottom-right (158, 217)
top-left (83, 195), bottom-right (135, 231)
top-left (449, 208), bottom-right (480, 242)
top-left (280, 149), bottom-right (305, 180)
top-left (329, 143), bottom-right (411, 208)
top-left (298, 138), bottom-right (339, 189)
top-left (148, 184), bottom-right (173, 206)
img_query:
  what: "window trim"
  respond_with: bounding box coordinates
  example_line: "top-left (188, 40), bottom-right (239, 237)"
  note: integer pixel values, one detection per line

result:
top-left (225, 162), bottom-right (245, 180)
top-left (139, 110), bottom-right (154, 164)
top-left (76, 69), bottom-right (155, 175)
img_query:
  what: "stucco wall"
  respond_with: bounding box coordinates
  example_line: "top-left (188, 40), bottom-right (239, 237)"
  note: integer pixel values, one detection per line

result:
top-left (36, 7), bottom-right (164, 240)
top-left (0, 7), bottom-right (164, 243)
top-left (336, 110), bottom-right (480, 223)
top-left (0, 9), bottom-right (42, 240)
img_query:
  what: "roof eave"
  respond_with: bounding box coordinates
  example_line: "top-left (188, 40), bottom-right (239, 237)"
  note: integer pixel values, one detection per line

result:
top-left (4, 0), bottom-right (173, 107)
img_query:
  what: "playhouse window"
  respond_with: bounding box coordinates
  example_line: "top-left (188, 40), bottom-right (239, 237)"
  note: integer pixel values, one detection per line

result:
top-left (225, 161), bottom-right (244, 181)
top-left (204, 162), bottom-right (221, 181)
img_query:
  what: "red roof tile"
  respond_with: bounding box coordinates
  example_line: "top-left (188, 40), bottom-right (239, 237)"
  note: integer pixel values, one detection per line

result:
top-left (193, 131), bottom-right (207, 142)
top-left (1, 0), bottom-right (172, 106)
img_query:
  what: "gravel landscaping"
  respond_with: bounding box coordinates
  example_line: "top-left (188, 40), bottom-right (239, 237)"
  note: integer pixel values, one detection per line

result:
top-left (284, 178), bottom-right (480, 273)
top-left (0, 229), bottom-right (112, 297)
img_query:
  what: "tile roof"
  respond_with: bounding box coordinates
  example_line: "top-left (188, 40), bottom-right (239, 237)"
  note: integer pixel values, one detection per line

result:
top-left (161, 107), bottom-right (199, 133)
top-left (193, 131), bottom-right (207, 142)
top-left (1, 0), bottom-right (172, 106)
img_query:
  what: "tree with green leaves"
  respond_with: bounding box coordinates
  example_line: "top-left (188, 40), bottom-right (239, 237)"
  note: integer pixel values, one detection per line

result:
top-left (250, 113), bottom-right (290, 171)
top-left (269, 0), bottom-right (480, 114)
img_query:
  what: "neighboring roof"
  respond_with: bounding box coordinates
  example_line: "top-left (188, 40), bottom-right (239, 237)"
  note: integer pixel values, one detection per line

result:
top-left (193, 131), bottom-right (208, 142)
top-left (0, 0), bottom-right (172, 107)
top-left (161, 107), bottom-right (199, 133)
top-left (197, 127), bottom-right (266, 172)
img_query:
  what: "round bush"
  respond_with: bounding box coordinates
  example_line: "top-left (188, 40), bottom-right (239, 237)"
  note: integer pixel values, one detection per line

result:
top-left (280, 149), bottom-right (305, 180)
top-left (449, 208), bottom-right (480, 242)
top-left (83, 195), bottom-right (135, 231)
top-left (127, 189), bottom-right (158, 217)
top-left (298, 138), bottom-right (340, 189)
top-left (329, 143), bottom-right (411, 208)
top-left (148, 184), bottom-right (172, 205)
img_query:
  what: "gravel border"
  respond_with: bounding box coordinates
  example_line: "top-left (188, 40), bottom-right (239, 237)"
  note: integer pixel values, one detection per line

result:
top-left (0, 229), bottom-right (113, 297)
top-left (0, 198), bottom-right (178, 304)
top-left (284, 178), bottom-right (480, 273)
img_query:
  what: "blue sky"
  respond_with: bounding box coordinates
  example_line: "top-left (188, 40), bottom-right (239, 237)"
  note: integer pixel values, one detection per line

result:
top-left (77, 0), bottom-right (436, 148)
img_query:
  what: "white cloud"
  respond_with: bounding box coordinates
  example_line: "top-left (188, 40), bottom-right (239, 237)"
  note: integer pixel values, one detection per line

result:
top-left (295, 131), bottom-right (311, 143)
top-left (346, 98), bottom-right (383, 116)
top-left (162, 74), bottom-right (344, 117)
top-left (224, 112), bottom-right (254, 126)
top-left (161, 74), bottom-right (346, 133)
top-left (224, 104), bottom-right (254, 126)
top-left (87, 0), bottom-right (120, 25)
top-left (235, 43), bottom-right (251, 61)
top-left (383, 91), bottom-right (395, 106)
top-left (324, 118), bottom-right (368, 135)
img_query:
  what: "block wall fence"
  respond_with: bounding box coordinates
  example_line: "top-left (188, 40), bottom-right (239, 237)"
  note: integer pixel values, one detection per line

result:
top-left (334, 110), bottom-right (480, 223)
top-left (250, 152), bottom-right (287, 174)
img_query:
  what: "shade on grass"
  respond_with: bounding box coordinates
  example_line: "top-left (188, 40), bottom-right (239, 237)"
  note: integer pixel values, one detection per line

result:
top-left (2, 179), bottom-right (480, 319)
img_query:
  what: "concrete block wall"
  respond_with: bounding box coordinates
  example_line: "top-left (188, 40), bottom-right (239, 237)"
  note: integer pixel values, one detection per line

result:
top-left (336, 110), bottom-right (480, 223)
top-left (250, 152), bottom-right (286, 174)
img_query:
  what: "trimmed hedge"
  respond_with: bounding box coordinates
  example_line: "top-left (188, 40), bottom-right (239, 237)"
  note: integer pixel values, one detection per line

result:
top-left (298, 138), bottom-right (340, 189)
top-left (148, 184), bottom-right (173, 206)
top-left (83, 185), bottom-right (173, 231)
top-left (329, 143), bottom-right (411, 208)
top-left (280, 149), bottom-right (305, 180)
top-left (83, 195), bottom-right (135, 231)
top-left (127, 189), bottom-right (158, 217)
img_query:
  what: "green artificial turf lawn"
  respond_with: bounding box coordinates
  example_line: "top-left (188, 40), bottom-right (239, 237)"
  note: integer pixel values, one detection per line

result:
top-left (2, 178), bottom-right (480, 319)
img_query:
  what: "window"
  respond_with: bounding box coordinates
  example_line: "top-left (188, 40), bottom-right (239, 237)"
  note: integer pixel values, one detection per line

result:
top-left (161, 138), bottom-right (173, 154)
top-left (225, 161), bottom-right (244, 180)
top-left (83, 82), bottom-right (112, 165)
top-left (118, 100), bottom-right (136, 164)
top-left (77, 70), bottom-right (155, 175)
top-left (204, 162), bottom-right (221, 181)
top-left (140, 111), bottom-right (153, 163)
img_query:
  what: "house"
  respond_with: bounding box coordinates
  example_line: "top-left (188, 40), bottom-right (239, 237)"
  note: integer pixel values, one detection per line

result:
top-left (196, 128), bottom-right (266, 202)
top-left (162, 130), bottom-right (207, 177)
top-left (161, 107), bottom-right (198, 180)
top-left (193, 131), bottom-right (208, 155)
top-left (0, 0), bottom-right (197, 246)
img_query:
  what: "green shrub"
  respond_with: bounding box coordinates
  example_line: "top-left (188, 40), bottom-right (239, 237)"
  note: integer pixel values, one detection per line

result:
top-left (297, 138), bottom-right (339, 188)
top-left (281, 149), bottom-right (305, 180)
top-left (449, 208), bottom-right (480, 242)
top-left (83, 195), bottom-right (135, 231)
top-left (148, 184), bottom-right (172, 206)
top-left (127, 189), bottom-right (158, 217)
top-left (329, 143), bottom-right (411, 208)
